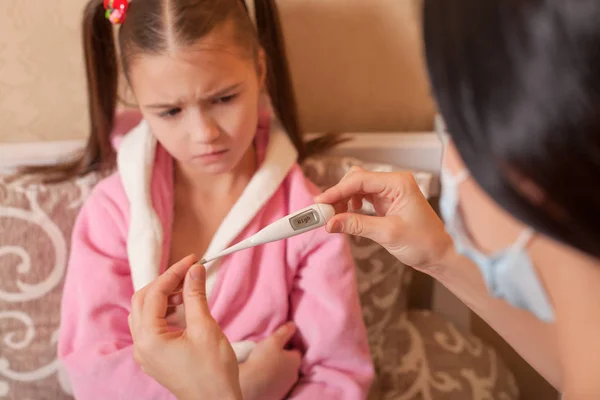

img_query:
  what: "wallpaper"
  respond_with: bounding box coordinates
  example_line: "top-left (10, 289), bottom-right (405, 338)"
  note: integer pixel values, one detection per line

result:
top-left (0, 0), bottom-right (89, 143)
top-left (0, 0), bottom-right (435, 143)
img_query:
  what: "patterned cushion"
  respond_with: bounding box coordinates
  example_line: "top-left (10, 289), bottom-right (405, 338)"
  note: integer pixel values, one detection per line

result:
top-left (0, 157), bottom-right (517, 399)
top-left (376, 310), bottom-right (519, 400)
top-left (0, 173), bottom-right (103, 399)
top-left (301, 156), bottom-right (518, 399)
top-left (350, 235), bottom-right (414, 400)
top-left (302, 156), bottom-right (425, 399)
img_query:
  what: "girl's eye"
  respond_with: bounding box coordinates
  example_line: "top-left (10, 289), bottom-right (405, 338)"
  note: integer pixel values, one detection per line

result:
top-left (213, 94), bottom-right (238, 105)
top-left (160, 108), bottom-right (182, 118)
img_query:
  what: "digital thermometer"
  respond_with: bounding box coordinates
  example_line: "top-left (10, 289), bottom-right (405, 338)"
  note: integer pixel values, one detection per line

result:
top-left (197, 203), bottom-right (336, 265)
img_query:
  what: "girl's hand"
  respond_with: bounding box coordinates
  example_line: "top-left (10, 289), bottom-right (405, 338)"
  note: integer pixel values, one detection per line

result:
top-left (128, 255), bottom-right (242, 400)
top-left (239, 322), bottom-right (302, 400)
top-left (315, 167), bottom-right (453, 272)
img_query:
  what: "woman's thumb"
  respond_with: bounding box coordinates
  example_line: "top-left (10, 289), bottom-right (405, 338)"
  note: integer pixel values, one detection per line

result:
top-left (183, 263), bottom-right (212, 327)
top-left (326, 213), bottom-right (392, 244)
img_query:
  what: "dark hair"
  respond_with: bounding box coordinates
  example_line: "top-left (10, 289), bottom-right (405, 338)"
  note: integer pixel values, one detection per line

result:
top-left (423, 0), bottom-right (600, 258)
top-left (25, 0), bottom-right (340, 182)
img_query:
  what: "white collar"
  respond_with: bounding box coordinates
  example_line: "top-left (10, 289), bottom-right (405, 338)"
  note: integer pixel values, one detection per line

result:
top-left (117, 114), bottom-right (298, 294)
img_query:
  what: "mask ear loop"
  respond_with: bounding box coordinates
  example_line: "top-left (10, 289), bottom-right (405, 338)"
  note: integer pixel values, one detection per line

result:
top-left (435, 114), bottom-right (471, 186)
top-left (454, 169), bottom-right (470, 185)
top-left (513, 228), bottom-right (535, 251)
top-left (435, 114), bottom-right (449, 165)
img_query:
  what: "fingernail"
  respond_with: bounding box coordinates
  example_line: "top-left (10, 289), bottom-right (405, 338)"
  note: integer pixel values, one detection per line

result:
top-left (190, 264), bottom-right (203, 281)
top-left (329, 220), bottom-right (343, 233)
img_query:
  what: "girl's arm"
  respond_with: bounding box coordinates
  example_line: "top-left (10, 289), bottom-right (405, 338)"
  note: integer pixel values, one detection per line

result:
top-left (286, 228), bottom-right (374, 399)
top-left (58, 182), bottom-right (176, 400)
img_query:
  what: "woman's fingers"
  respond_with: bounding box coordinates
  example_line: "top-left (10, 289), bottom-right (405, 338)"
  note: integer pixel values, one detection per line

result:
top-left (332, 200), bottom-right (349, 215)
top-left (350, 195), bottom-right (364, 211)
top-left (141, 254), bottom-right (198, 330)
top-left (315, 169), bottom-right (386, 205)
top-left (127, 313), bottom-right (136, 340)
top-left (166, 278), bottom-right (185, 307)
top-left (285, 348), bottom-right (302, 368)
top-left (183, 263), bottom-right (215, 334)
top-left (131, 288), bottom-right (145, 316)
top-left (168, 292), bottom-right (184, 307)
top-left (325, 212), bottom-right (401, 246)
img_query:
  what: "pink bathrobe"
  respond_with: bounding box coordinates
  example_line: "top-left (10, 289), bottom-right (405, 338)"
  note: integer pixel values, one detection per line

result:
top-left (58, 110), bottom-right (374, 400)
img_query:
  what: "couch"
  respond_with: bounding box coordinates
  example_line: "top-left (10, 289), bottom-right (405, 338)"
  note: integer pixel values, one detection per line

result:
top-left (1, 0), bottom-right (518, 396)
top-left (0, 131), bottom-right (519, 399)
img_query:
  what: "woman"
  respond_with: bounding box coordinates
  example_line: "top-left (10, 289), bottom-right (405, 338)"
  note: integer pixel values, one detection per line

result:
top-left (129, 0), bottom-right (600, 398)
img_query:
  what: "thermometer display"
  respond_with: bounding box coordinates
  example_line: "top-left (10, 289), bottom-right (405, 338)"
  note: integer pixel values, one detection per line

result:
top-left (198, 203), bottom-right (335, 265)
top-left (290, 210), bottom-right (320, 231)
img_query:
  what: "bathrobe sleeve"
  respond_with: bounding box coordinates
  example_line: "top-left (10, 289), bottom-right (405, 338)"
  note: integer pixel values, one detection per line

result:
top-left (57, 179), bottom-right (175, 400)
top-left (286, 172), bottom-right (375, 399)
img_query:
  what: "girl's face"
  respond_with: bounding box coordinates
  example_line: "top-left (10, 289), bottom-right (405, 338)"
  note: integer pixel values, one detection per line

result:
top-left (129, 21), bottom-right (265, 175)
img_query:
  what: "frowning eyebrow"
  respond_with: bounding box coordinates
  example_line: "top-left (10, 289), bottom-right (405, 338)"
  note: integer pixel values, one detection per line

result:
top-left (144, 82), bottom-right (243, 109)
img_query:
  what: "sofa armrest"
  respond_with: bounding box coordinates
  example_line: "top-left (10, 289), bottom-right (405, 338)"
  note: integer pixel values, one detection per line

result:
top-left (369, 310), bottom-right (519, 400)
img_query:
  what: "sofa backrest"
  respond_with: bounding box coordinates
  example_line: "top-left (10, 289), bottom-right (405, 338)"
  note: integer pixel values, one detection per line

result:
top-left (0, 153), bottom-right (416, 399)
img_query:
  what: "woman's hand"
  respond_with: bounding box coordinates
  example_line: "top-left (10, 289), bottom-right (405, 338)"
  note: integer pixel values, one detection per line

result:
top-left (129, 254), bottom-right (302, 400)
top-left (128, 255), bottom-right (242, 400)
top-left (315, 167), bottom-right (453, 272)
top-left (239, 322), bottom-right (302, 400)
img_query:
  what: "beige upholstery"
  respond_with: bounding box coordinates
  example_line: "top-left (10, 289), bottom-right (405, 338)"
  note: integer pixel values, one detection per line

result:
top-left (0, 155), bottom-right (518, 399)
top-left (0, 0), bottom-right (435, 143)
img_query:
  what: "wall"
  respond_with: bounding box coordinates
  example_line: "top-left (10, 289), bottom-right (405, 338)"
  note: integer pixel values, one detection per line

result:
top-left (280, 0), bottom-right (435, 133)
top-left (0, 0), bottom-right (88, 142)
top-left (0, 0), bottom-right (435, 143)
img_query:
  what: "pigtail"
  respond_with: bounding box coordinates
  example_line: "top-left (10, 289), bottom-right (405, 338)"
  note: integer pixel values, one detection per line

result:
top-left (252, 0), bottom-right (346, 162)
top-left (80, 0), bottom-right (119, 174)
top-left (19, 0), bottom-right (118, 182)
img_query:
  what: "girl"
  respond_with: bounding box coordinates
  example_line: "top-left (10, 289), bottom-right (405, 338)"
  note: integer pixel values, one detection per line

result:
top-left (53, 0), bottom-right (374, 398)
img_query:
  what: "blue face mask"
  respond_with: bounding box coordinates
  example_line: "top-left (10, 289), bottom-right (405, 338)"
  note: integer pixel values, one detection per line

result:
top-left (439, 168), bottom-right (555, 322)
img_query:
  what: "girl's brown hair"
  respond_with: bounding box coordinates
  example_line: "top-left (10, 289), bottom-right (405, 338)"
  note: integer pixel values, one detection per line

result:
top-left (26, 0), bottom-right (340, 182)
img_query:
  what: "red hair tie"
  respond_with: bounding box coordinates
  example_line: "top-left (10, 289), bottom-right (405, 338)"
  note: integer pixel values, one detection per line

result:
top-left (104, 0), bottom-right (129, 24)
